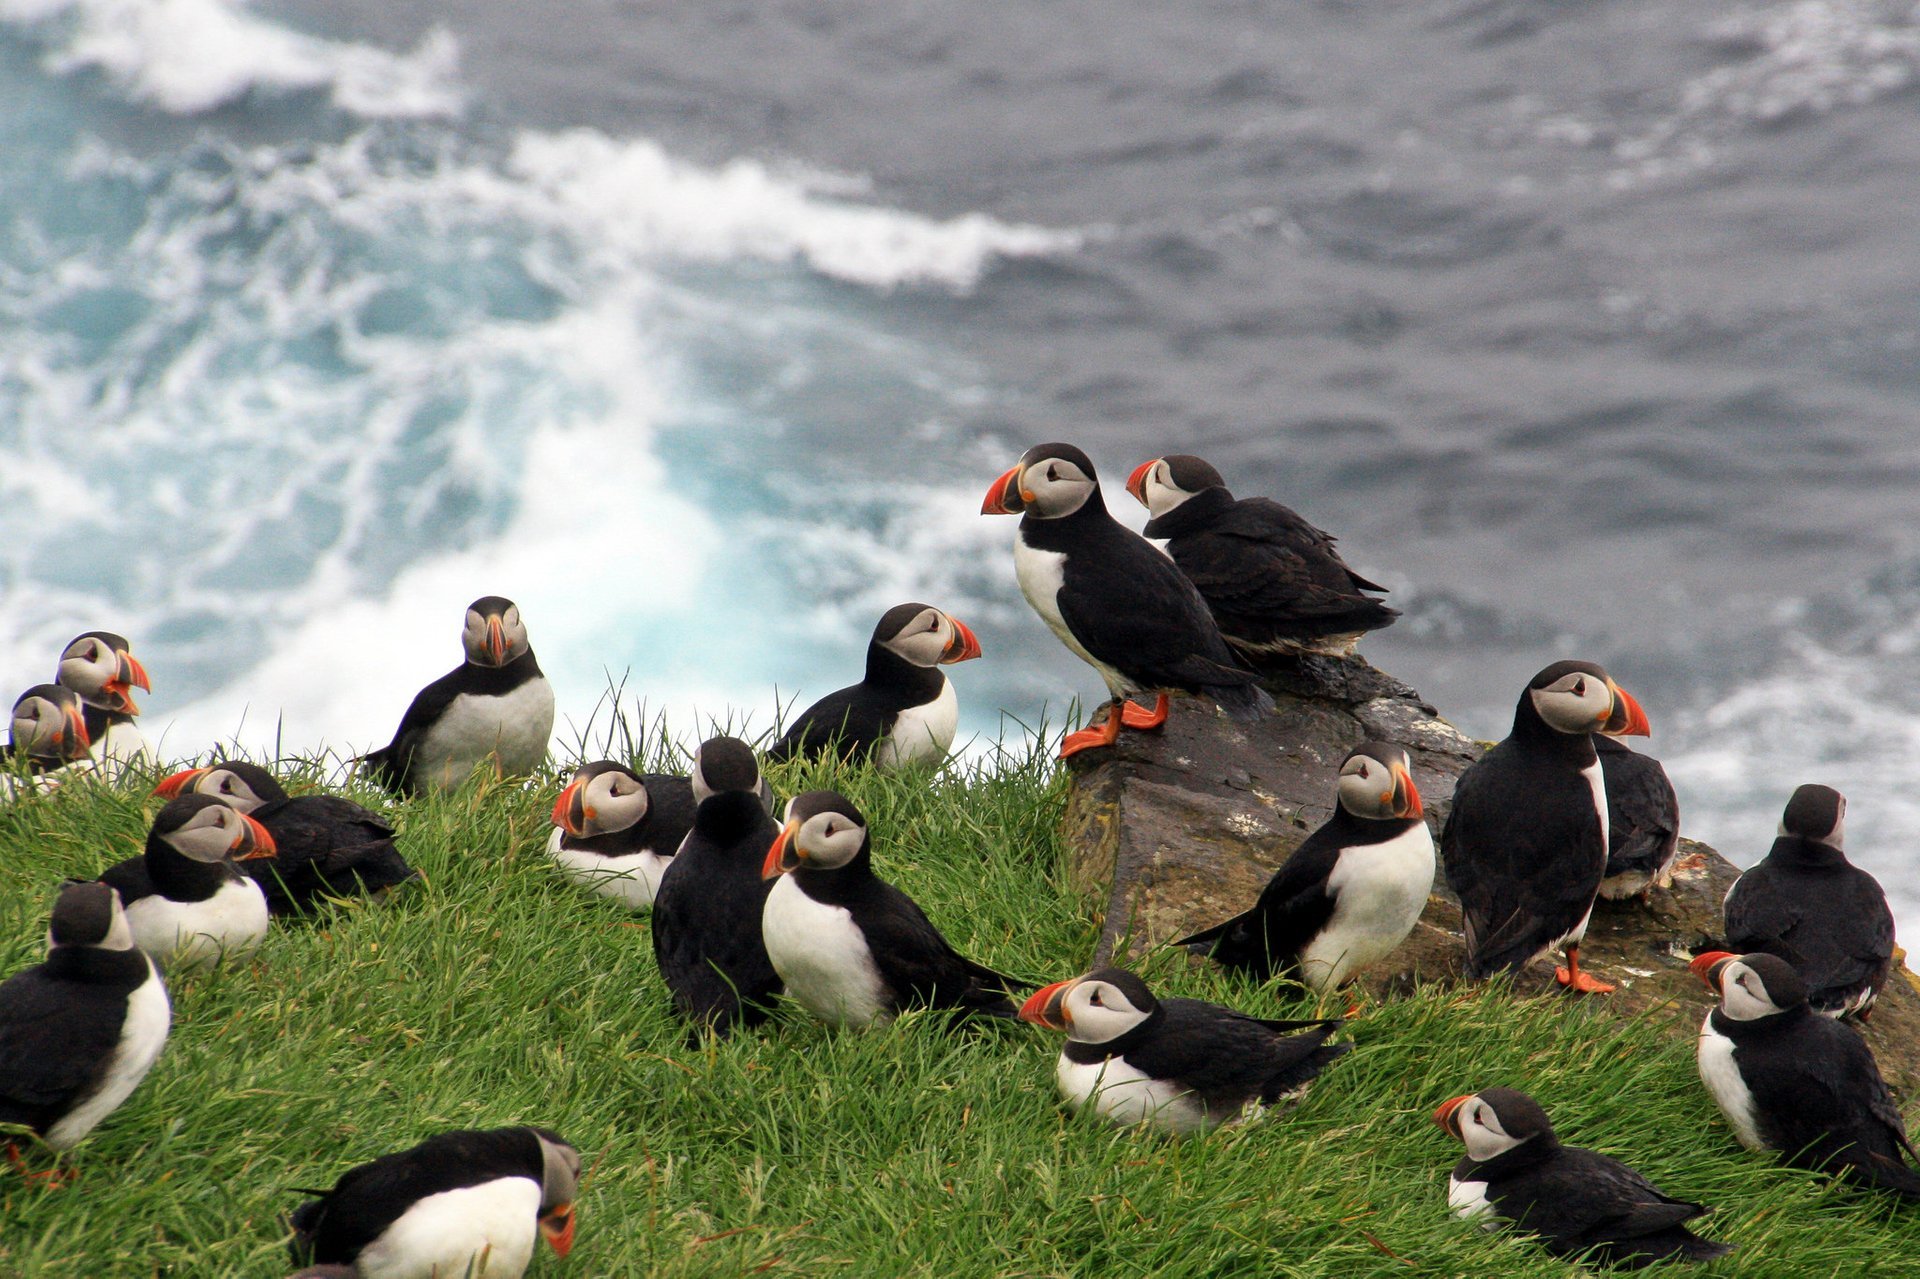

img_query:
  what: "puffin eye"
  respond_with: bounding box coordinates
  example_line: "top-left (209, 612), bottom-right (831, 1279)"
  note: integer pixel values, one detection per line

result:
top-left (1047, 465), bottom-right (1059, 481)
top-left (1572, 679), bottom-right (1587, 696)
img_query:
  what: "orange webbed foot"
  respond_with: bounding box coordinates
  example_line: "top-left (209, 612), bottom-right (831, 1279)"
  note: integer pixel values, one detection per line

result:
top-left (1554, 966), bottom-right (1617, 995)
top-left (1119, 694), bottom-right (1170, 730)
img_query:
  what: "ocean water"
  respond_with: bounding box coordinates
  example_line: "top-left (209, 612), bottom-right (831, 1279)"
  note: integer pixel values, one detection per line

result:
top-left (3, 1), bottom-right (1919, 921)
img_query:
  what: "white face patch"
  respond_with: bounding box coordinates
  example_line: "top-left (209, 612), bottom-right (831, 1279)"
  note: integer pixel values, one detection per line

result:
top-left (794, 810), bottom-right (867, 870)
top-left (879, 608), bottom-right (954, 669)
top-left (1139, 460), bottom-right (1194, 519)
top-left (57, 638), bottom-right (116, 698)
top-left (163, 807), bottom-right (245, 864)
top-left (1020, 456), bottom-right (1097, 519)
top-left (1060, 979), bottom-right (1153, 1045)
top-left (1717, 960), bottom-right (1782, 1021)
top-left (199, 768), bottom-right (269, 815)
top-left (1529, 671), bottom-right (1615, 734)
top-left (583, 770), bottom-right (649, 835)
top-left (1336, 751), bottom-right (1406, 820)
top-left (1456, 1096), bottom-right (1530, 1163)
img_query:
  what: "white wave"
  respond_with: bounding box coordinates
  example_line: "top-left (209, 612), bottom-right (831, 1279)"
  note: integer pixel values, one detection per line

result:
top-left (0, 0), bottom-right (463, 118)
top-left (1685, 0), bottom-right (1920, 123)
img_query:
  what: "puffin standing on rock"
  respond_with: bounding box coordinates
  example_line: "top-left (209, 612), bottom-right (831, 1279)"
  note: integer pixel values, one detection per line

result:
top-left (361, 597), bottom-right (555, 797)
top-left (1722, 785), bottom-right (1894, 1019)
top-left (1435, 1087), bottom-right (1733, 1267)
top-left (547, 760), bottom-right (696, 909)
top-left (1125, 454), bottom-right (1397, 659)
top-left (766, 602), bottom-right (982, 769)
top-left (1443, 660), bottom-right (1650, 994)
top-left (55, 631), bottom-right (154, 770)
top-left (982, 443), bottom-right (1270, 759)
top-left (1018, 966), bottom-right (1348, 1135)
top-left (1176, 742), bottom-right (1433, 993)
top-left (99, 794), bottom-right (279, 972)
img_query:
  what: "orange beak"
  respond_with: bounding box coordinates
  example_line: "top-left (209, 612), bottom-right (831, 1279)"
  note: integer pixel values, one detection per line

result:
top-left (942, 617), bottom-right (983, 664)
top-left (1018, 979), bottom-right (1074, 1029)
top-left (61, 701), bottom-right (91, 751)
top-left (540, 1203), bottom-right (575, 1258)
top-left (1689, 951), bottom-right (1737, 991)
top-left (234, 814), bottom-right (278, 861)
top-left (1434, 1095), bottom-right (1472, 1135)
top-left (1391, 762), bottom-right (1424, 820)
top-left (154, 767), bottom-right (208, 799)
top-left (1125, 459), bottom-right (1157, 506)
top-left (1602, 682), bottom-right (1651, 737)
top-left (763, 819), bottom-right (802, 880)
top-left (486, 615), bottom-right (509, 666)
top-left (981, 464), bottom-right (1026, 516)
top-left (552, 778), bottom-right (586, 834)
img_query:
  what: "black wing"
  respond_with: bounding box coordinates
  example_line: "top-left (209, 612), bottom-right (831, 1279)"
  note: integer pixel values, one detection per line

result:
top-left (1145, 1000), bottom-right (1348, 1109)
top-left (292, 1129), bottom-right (541, 1264)
top-left (766, 688), bottom-right (896, 764)
top-left (1595, 739), bottom-right (1679, 882)
top-left (859, 882), bottom-right (1019, 1019)
top-left (1495, 1147), bottom-right (1727, 1265)
top-left (1177, 833), bottom-right (1340, 982)
top-left (650, 828), bottom-right (781, 1036)
top-left (360, 665), bottom-right (465, 796)
top-left (1726, 862), bottom-right (1895, 1010)
top-left (97, 856), bottom-right (156, 907)
top-left (247, 796), bottom-right (415, 914)
top-left (1171, 500), bottom-right (1397, 642)
top-left (1780, 1021), bottom-right (1920, 1196)
top-left (0, 967), bottom-right (124, 1134)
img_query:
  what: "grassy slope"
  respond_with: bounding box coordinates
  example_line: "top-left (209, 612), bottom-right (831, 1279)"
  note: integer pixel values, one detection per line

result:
top-left (2, 737), bottom-right (1917, 1279)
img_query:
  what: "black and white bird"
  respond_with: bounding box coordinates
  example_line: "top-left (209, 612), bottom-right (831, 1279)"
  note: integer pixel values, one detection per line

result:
top-left (55, 630), bottom-right (154, 771)
top-left (1722, 785), bottom-right (1894, 1019)
top-left (99, 794), bottom-right (278, 972)
top-left (1176, 742), bottom-right (1432, 993)
top-left (982, 443), bottom-right (1271, 759)
top-left (1594, 733), bottom-right (1681, 901)
top-left (765, 603), bottom-right (982, 770)
top-left (0, 882), bottom-right (169, 1163)
top-left (1442, 660), bottom-right (1650, 994)
top-left (1692, 951), bottom-right (1920, 1197)
top-left (154, 762), bottom-right (418, 916)
top-left (361, 597), bottom-right (555, 797)
top-left (547, 760), bottom-right (695, 910)
top-left (1017, 967), bottom-right (1348, 1135)
top-left (1125, 454), bottom-right (1397, 659)
top-left (651, 736), bottom-right (783, 1037)
top-left (6, 683), bottom-right (94, 796)
top-left (289, 1126), bottom-right (580, 1279)
top-left (1435, 1087), bottom-right (1732, 1268)
top-left (760, 789), bottom-right (1020, 1027)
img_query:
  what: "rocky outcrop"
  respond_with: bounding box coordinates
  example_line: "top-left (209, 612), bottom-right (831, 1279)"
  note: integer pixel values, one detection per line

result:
top-left (1059, 660), bottom-right (1920, 1092)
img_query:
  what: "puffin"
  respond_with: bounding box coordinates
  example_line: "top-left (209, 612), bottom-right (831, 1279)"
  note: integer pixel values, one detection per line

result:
top-left (765, 602), bottom-right (983, 770)
top-left (1125, 454), bottom-right (1397, 659)
top-left (0, 882), bottom-right (170, 1164)
top-left (361, 597), bottom-right (555, 797)
top-left (546, 760), bottom-right (696, 910)
top-left (1594, 732), bottom-right (1681, 901)
top-left (1175, 742), bottom-right (1433, 993)
top-left (760, 789), bottom-right (1020, 1027)
top-left (1017, 966), bottom-right (1348, 1135)
top-left (1692, 950), bottom-right (1920, 1197)
top-left (6, 683), bottom-right (94, 795)
top-left (650, 736), bottom-right (783, 1037)
top-left (290, 1126), bottom-right (579, 1279)
top-left (154, 762), bottom-right (418, 915)
top-left (981, 443), bottom-right (1271, 759)
top-left (1442, 660), bottom-right (1650, 994)
top-left (55, 630), bottom-right (154, 771)
top-left (99, 794), bottom-right (279, 972)
top-left (1435, 1087), bottom-right (1732, 1267)
top-left (1722, 785), bottom-right (1894, 1018)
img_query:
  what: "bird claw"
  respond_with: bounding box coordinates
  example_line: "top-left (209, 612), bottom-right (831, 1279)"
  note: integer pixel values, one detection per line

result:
top-left (1119, 695), bottom-right (1170, 730)
top-left (1554, 966), bottom-right (1616, 995)
top-left (1058, 726), bottom-right (1115, 759)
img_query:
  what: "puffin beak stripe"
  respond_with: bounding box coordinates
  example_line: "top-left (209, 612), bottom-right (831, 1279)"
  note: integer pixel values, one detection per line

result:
top-left (763, 820), bottom-right (802, 880)
top-left (1125, 459), bottom-right (1156, 505)
top-left (235, 814), bottom-right (278, 860)
top-left (981, 465), bottom-right (1026, 516)
top-left (553, 779), bottom-right (585, 834)
top-left (65, 704), bottom-right (91, 750)
top-left (154, 767), bottom-right (207, 799)
top-left (1434, 1095), bottom-right (1472, 1135)
top-left (942, 617), bottom-right (983, 664)
top-left (1603, 682), bottom-right (1652, 737)
top-left (119, 650), bottom-right (152, 693)
top-left (1690, 951), bottom-right (1737, 990)
top-left (1393, 763), bottom-right (1424, 820)
top-left (1018, 979), bottom-right (1075, 1029)
top-left (540, 1203), bottom-right (575, 1258)
top-left (486, 616), bottom-right (509, 666)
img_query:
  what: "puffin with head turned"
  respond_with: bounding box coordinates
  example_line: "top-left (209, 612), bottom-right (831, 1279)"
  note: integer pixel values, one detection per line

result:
top-left (361, 596), bottom-right (555, 797)
top-left (54, 630), bottom-right (153, 771)
top-left (6, 684), bottom-right (93, 795)
top-left (98, 793), bottom-right (279, 972)
top-left (1442, 659), bottom-right (1650, 994)
top-left (1125, 453), bottom-right (1397, 659)
top-left (546, 760), bottom-right (696, 910)
top-left (1722, 784), bottom-right (1894, 1019)
top-left (766, 602), bottom-right (982, 770)
top-left (982, 443), bottom-right (1270, 759)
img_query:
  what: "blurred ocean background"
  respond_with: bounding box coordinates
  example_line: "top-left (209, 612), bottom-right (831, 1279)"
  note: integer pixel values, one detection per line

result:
top-left (3, 1), bottom-right (1919, 918)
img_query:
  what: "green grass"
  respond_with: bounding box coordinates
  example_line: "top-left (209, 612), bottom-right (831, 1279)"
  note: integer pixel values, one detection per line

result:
top-left (2, 730), bottom-right (1917, 1279)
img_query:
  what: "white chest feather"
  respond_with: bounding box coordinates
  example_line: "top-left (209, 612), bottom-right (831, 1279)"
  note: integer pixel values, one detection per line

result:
top-left (1696, 1015), bottom-right (1766, 1151)
top-left (415, 678), bottom-right (556, 789)
top-left (126, 877), bottom-right (269, 972)
top-left (1055, 1052), bottom-right (1212, 1135)
top-left (90, 721), bottom-right (155, 773)
top-left (44, 960), bottom-right (171, 1150)
top-left (1013, 538), bottom-right (1132, 696)
top-left (761, 877), bottom-right (890, 1027)
top-left (1581, 757), bottom-right (1610, 856)
top-left (1447, 1174), bottom-right (1497, 1226)
top-left (547, 827), bottom-right (670, 909)
top-left (1299, 824), bottom-right (1437, 992)
top-left (874, 676), bottom-right (959, 770)
top-left (357, 1177), bottom-right (542, 1279)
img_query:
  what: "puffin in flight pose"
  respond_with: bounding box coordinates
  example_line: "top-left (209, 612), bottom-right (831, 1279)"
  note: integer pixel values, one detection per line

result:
top-left (1435, 1087), bottom-right (1732, 1267)
top-left (1443, 660), bottom-right (1650, 994)
top-left (982, 443), bottom-right (1270, 759)
top-left (6, 684), bottom-right (94, 795)
top-left (1594, 729), bottom-right (1681, 901)
top-left (0, 883), bottom-right (170, 1168)
top-left (766, 602), bottom-right (983, 770)
top-left (155, 762), bottom-right (418, 915)
top-left (1126, 454), bottom-right (1397, 659)
top-left (1692, 951), bottom-right (1920, 1198)
top-left (55, 630), bottom-right (154, 771)
top-left (547, 760), bottom-right (696, 910)
top-left (1176, 742), bottom-right (1432, 993)
top-left (1018, 967), bottom-right (1348, 1135)
top-left (761, 789), bottom-right (1020, 1027)
top-left (290, 1126), bottom-right (579, 1279)
top-left (98, 794), bottom-right (279, 972)
top-left (361, 597), bottom-right (555, 797)
top-left (1722, 785), bottom-right (1894, 1019)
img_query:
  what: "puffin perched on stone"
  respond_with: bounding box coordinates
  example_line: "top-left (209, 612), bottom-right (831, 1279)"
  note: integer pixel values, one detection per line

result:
top-left (54, 630), bottom-right (154, 771)
top-left (6, 684), bottom-right (93, 795)
top-left (1692, 951), bottom-right (1920, 1198)
top-left (1435, 1087), bottom-right (1732, 1267)
top-left (766, 602), bottom-right (982, 770)
top-left (1443, 660), bottom-right (1650, 994)
top-left (1722, 785), bottom-right (1894, 1019)
top-left (982, 443), bottom-right (1270, 759)
top-left (547, 760), bottom-right (696, 909)
top-left (361, 596), bottom-right (555, 797)
top-left (289, 1126), bottom-right (579, 1279)
top-left (1176, 742), bottom-right (1432, 992)
top-left (1594, 730), bottom-right (1681, 901)
top-left (0, 883), bottom-right (170, 1165)
top-left (1126, 454), bottom-right (1397, 659)
top-left (155, 762), bottom-right (418, 915)
top-left (99, 794), bottom-right (279, 972)
top-left (1018, 967), bottom-right (1348, 1135)
top-left (761, 789), bottom-right (1020, 1027)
